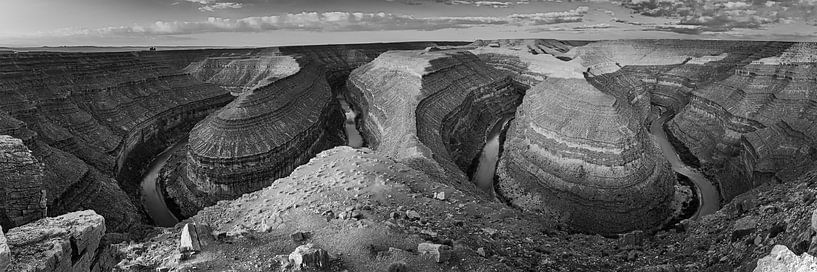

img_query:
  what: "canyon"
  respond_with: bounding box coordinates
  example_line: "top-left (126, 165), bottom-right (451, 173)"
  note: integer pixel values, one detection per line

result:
top-left (0, 40), bottom-right (815, 271)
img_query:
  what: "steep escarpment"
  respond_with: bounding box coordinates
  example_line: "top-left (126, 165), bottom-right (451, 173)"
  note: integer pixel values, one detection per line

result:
top-left (665, 42), bottom-right (817, 201)
top-left (0, 50), bottom-right (236, 232)
top-left (173, 56), bottom-right (345, 213)
top-left (0, 135), bottom-right (46, 229)
top-left (347, 49), bottom-right (524, 186)
top-left (496, 74), bottom-right (675, 234)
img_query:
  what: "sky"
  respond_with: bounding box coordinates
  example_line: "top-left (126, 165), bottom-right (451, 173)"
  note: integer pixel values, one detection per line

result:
top-left (1, 0), bottom-right (816, 47)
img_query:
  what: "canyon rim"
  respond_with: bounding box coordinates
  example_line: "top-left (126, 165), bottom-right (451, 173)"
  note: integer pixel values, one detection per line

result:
top-left (2, 0), bottom-right (817, 271)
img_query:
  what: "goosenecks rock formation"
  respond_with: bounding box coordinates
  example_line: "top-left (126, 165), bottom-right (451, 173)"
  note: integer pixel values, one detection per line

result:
top-left (664, 42), bottom-right (817, 201)
top-left (165, 43), bottom-right (443, 217)
top-left (182, 56), bottom-right (345, 204)
top-left (0, 50), bottom-right (247, 233)
top-left (3, 41), bottom-right (817, 271)
top-left (347, 49), bottom-right (525, 185)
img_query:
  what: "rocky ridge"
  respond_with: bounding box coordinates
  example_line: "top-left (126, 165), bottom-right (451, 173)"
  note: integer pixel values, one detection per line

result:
top-left (347, 49), bottom-right (525, 187)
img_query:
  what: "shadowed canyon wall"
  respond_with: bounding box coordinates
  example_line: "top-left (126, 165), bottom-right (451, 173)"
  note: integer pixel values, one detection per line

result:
top-left (0, 50), bottom-right (254, 232)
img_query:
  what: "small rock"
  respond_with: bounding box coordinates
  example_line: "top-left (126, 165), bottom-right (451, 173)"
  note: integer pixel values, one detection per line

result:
top-left (387, 261), bottom-right (410, 272)
top-left (289, 243), bottom-right (330, 269)
top-left (482, 227), bottom-right (499, 237)
top-left (180, 223), bottom-right (201, 253)
top-left (620, 230), bottom-right (645, 248)
top-left (418, 242), bottom-right (453, 263)
top-left (291, 231), bottom-right (311, 242)
top-left (389, 212), bottom-right (401, 220)
top-left (627, 250), bottom-right (639, 261)
top-left (434, 192), bottom-right (446, 201)
top-left (273, 255), bottom-right (291, 269)
top-left (811, 210), bottom-right (817, 233)
top-left (769, 223), bottom-right (787, 238)
top-left (351, 211), bottom-right (363, 220)
top-left (732, 216), bottom-right (757, 242)
top-left (476, 247), bottom-right (486, 257)
top-left (405, 210), bottom-right (420, 220)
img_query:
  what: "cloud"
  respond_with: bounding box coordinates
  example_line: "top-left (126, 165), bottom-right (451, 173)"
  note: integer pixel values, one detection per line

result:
top-left (620, 0), bottom-right (817, 31)
top-left (182, 0), bottom-right (244, 12)
top-left (32, 8), bottom-right (589, 37)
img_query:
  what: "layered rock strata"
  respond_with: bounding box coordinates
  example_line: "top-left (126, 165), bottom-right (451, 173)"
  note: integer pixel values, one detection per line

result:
top-left (183, 56), bottom-right (345, 204)
top-left (497, 74), bottom-right (675, 234)
top-left (347, 49), bottom-right (524, 184)
top-left (0, 135), bottom-right (47, 229)
top-left (667, 42), bottom-right (817, 200)
top-left (5, 210), bottom-right (105, 272)
top-left (0, 50), bottom-right (237, 232)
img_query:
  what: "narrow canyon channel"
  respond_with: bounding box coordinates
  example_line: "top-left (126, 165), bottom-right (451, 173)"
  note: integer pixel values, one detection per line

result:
top-left (338, 95), bottom-right (364, 148)
top-left (472, 116), bottom-right (514, 198)
top-left (650, 112), bottom-right (721, 219)
top-left (140, 139), bottom-right (185, 227)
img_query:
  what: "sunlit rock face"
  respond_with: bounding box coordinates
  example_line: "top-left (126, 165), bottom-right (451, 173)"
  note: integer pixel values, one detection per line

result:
top-left (347, 49), bottom-right (524, 184)
top-left (482, 40), bottom-right (737, 234)
top-left (186, 56), bottom-right (345, 201)
top-left (497, 75), bottom-right (675, 234)
top-left (5, 210), bottom-right (105, 272)
top-left (185, 50), bottom-right (300, 96)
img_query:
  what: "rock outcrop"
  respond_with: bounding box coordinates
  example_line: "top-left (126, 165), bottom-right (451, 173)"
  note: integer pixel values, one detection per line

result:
top-left (5, 210), bottom-right (105, 272)
top-left (496, 73), bottom-right (675, 234)
top-left (181, 56), bottom-right (345, 207)
top-left (666, 42), bottom-right (817, 200)
top-left (347, 49), bottom-right (524, 184)
top-left (0, 50), bottom-right (239, 232)
top-left (754, 245), bottom-right (817, 272)
top-left (0, 135), bottom-right (46, 229)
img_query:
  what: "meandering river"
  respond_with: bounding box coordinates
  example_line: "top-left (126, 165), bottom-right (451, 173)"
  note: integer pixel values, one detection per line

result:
top-left (140, 139), bottom-right (184, 227)
top-left (338, 96), bottom-right (364, 148)
top-left (650, 113), bottom-right (720, 219)
top-left (472, 116), bottom-right (514, 197)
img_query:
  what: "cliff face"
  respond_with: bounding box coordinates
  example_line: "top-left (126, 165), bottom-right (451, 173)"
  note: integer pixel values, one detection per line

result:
top-left (0, 135), bottom-right (46, 229)
top-left (181, 56), bottom-right (345, 208)
top-left (496, 72), bottom-right (675, 234)
top-left (0, 50), bottom-right (236, 232)
top-left (5, 210), bottom-right (105, 272)
top-left (666, 42), bottom-right (817, 200)
top-left (347, 49), bottom-right (524, 185)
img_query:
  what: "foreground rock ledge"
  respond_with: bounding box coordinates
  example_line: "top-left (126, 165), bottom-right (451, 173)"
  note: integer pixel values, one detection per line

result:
top-left (5, 210), bottom-right (105, 272)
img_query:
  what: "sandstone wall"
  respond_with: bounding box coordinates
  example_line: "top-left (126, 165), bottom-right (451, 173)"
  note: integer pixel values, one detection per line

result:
top-left (183, 57), bottom-right (345, 205)
top-left (0, 135), bottom-right (46, 229)
top-left (347, 49), bottom-right (524, 185)
top-left (5, 210), bottom-right (105, 272)
top-left (0, 50), bottom-right (237, 232)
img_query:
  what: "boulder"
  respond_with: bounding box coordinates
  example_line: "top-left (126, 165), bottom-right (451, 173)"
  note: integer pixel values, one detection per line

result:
top-left (179, 223), bottom-right (202, 253)
top-left (732, 216), bottom-right (757, 242)
top-left (5, 210), bottom-right (105, 272)
top-left (418, 242), bottom-right (453, 263)
top-left (289, 243), bottom-right (330, 269)
top-left (754, 245), bottom-right (817, 272)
